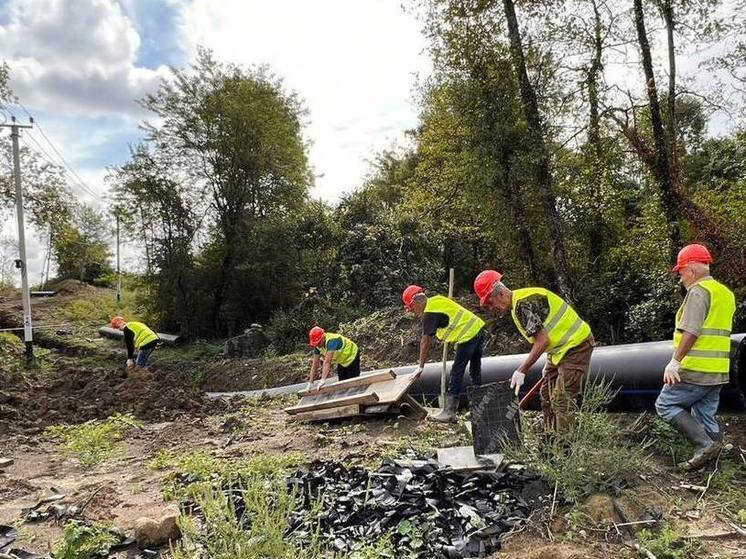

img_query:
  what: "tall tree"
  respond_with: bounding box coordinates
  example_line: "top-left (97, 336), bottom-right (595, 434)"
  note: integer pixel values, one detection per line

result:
top-left (502, 0), bottom-right (575, 297)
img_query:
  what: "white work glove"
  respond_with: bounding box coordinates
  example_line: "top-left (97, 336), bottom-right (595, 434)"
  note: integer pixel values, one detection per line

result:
top-left (317, 378), bottom-right (327, 389)
top-left (413, 366), bottom-right (424, 377)
top-left (510, 370), bottom-right (525, 396)
top-left (126, 359), bottom-right (135, 368)
top-left (306, 382), bottom-right (313, 392)
top-left (663, 358), bottom-right (681, 385)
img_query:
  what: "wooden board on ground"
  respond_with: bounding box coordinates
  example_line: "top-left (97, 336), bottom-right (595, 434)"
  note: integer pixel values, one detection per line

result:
top-left (290, 404), bottom-right (362, 423)
top-left (284, 371), bottom-right (420, 420)
top-left (298, 370), bottom-right (396, 397)
top-left (436, 446), bottom-right (504, 472)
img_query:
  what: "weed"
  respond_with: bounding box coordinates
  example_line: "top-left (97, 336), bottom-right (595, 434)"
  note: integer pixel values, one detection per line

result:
top-left (55, 291), bottom-right (141, 325)
top-left (149, 448), bottom-right (307, 501)
top-left (504, 379), bottom-right (651, 502)
top-left (637, 525), bottom-right (701, 559)
top-left (703, 458), bottom-right (746, 516)
top-left (46, 413), bottom-right (142, 466)
top-left (53, 521), bottom-right (122, 559)
top-left (648, 416), bottom-right (693, 465)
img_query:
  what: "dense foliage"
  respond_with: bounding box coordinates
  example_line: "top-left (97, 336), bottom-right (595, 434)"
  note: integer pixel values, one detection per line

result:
top-left (4, 0), bottom-right (746, 349)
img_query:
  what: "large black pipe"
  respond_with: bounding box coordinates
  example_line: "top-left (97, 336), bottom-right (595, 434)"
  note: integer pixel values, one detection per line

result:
top-left (207, 334), bottom-right (746, 411)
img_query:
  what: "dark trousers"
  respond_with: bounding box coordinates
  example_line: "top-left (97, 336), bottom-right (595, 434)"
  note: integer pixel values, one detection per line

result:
top-left (337, 351), bottom-right (361, 381)
top-left (448, 330), bottom-right (484, 395)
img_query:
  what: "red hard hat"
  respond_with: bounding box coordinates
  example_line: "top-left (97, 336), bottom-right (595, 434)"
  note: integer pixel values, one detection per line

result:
top-left (111, 316), bottom-right (125, 328)
top-left (402, 285), bottom-right (424, 310)
top-left (474, 270), bottom-right (503, 306)
top-left (672, 243), bottom-right (713, 272)
top-left (309, 326), bottom-right (325, 347)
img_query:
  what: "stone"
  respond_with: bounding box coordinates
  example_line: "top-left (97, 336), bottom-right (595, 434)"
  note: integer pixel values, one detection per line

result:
top-left (580, 493), bottom-right (617, 525)
top-left (223, 325), bottom-right (269, 358)
top-left (0, 458), bottom-right (13, 469)
top-left (134, 504), bottom-right (181, 548)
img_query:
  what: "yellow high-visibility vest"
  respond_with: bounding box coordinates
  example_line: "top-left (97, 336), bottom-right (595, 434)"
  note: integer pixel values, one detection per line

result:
top-left (675, 279), bottom-right (735, 375)
top-left (511, 287), bottom-right (591, 365)
top-left (126, 321), bottom-right (159, 349)
top-left (424, 295), bottom-right (484, 344)
top-left (318, 333), bottom-right (359, 367)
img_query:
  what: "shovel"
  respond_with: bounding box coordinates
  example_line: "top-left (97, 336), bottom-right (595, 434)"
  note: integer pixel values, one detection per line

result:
top-left (505, 372), bottom-right (557, 420)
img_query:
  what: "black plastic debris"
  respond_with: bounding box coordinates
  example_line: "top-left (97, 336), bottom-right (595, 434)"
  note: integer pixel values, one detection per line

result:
top-left (284, 459), bottom-right (536, 558)
top-left (2, 550), bottom-right (48, 559)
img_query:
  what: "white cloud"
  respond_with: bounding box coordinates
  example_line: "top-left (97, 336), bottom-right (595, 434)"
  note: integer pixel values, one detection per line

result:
top-left (0, 0), bottom-right (170, 116)
top-left (178, 0), bottom-right (431, 200)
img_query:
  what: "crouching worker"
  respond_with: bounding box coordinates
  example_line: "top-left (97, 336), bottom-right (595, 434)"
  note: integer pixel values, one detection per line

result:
top-left (402, 285), bottom-right (485, 423)
top-left (307, 326), bottom-right (360, 391)
top-left (655, 244), bottom-right (735, 471)
top-left (111, 316), bottom-right (160, 369)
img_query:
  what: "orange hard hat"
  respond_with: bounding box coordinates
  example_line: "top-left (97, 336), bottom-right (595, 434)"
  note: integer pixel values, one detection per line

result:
top-left (111, 316), bottom-right (125, 328)
top-left (474, 270), bottom-right (503, 306)
top-left (402, 285), bottom-right (424, 310)
top-left (672, 243), bottom-right (713, 272)
top-left (309, 326), bottom-right (326, 347)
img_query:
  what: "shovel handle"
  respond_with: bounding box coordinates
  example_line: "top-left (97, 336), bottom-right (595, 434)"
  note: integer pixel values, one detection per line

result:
top-left (518, 372), bottom-right (557, 409)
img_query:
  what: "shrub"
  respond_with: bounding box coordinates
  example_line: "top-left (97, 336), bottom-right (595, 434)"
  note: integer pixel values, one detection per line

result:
top-left (53, 521), bottom-right (122, 559)
top-left (46, 413), bottom-right (142, 466)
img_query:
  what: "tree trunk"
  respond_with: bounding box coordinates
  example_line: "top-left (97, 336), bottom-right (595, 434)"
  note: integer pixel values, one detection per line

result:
top-left (662, 0), bottom-right (677, 156)
top-left (586, 0), bottom-right (605, 267)
top-left (502, 0), bottom-right (574, 298)
top-left (633, 0), bottom-right (680, 260)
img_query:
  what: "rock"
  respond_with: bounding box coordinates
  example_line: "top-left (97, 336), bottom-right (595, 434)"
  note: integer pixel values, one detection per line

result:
top-left (580, 493), bottom-right (617, 525)
top-left (0, 458), bottom-right (13, 470)
top-left (134, 504), bottom-right (181, 548)
top-left (223, 325), bottom-right (269, 358)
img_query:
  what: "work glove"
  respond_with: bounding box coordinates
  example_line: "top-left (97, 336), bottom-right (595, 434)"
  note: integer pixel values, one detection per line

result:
top-left (413, 366), bottom-right (424, 377)
top-left (510, 370), bottom-right (525, 396)
top-left (305, 382), bottom-right (313, 392)
top-left (317, 378), bottom-right (327, 389)
top-left (126, 359), bottom-right (135, 368)
top-left (663, 358), bottom-right (681, 385)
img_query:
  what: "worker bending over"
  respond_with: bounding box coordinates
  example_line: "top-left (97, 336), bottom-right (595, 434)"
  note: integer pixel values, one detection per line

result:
top-left (307, 327), bottom-right (360, 391)
top-left (656, 244), bottom-right (735, 470)
top-left (402, 285), bottom-right (485, 423)
top-left (474, 270), bottom-right (594, 436)
top-left (110, 316), bottom-right (160, 369)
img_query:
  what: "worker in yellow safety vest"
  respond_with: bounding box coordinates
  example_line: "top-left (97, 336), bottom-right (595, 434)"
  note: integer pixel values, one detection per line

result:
top-left (474, 270), bottom-right (595, 435)
top-left (402, 285), bottom-right (486, 423)
top-left (655, 244), bottom-right (735, 470)
top-left (307, 326), bottom-right (361, 391)
top-left (110, 316), bottom-right (160, 369)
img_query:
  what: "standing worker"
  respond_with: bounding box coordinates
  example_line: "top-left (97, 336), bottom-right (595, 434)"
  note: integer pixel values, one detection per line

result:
top-left (307, 326), bottom-right (360, 391)
top-left (402, 285), bottom-right (485, 422)
top-left (655, 244), bottom-right (735, 470)
top-left (474, 270), bottom-right (594, 436)
top-left (110, 316), bottom-right (160, 369)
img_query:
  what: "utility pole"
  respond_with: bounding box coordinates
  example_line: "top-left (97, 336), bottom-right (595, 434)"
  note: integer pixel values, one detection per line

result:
top-left (2, 116), bottom-right (34, 358)
top-left (115, 211), bottom-right (121, 304)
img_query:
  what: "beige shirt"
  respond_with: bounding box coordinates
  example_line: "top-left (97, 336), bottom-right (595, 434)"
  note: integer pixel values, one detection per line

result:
top-left (677, 276), bottom-right (729, 385)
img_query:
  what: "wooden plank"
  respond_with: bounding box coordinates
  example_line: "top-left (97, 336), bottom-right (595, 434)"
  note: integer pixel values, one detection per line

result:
top-left (285, 392), bottom-right (379, 415)
top-left (290, 404), bottom-right (361, 422)
top-left (368, 372), bottom-right (419, 404)
top-left (299, 370), bottom-right (396, 397)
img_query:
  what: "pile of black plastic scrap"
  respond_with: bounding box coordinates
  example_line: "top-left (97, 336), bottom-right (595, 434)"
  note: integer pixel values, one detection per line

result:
top-left (286, 459), bottom-right (535, 558)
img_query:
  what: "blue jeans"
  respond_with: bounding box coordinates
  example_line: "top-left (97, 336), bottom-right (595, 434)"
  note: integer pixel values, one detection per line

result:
top-left (655, 382), bottom-right (722, 435)
top-left (448, 330), bottom-right (484, 395)
top-left (136, 344), bottom-right (156, 367)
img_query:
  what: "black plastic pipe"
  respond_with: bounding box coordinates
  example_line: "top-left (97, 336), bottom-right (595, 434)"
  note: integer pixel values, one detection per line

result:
top-left (207, 334), bottom-right (746, 411)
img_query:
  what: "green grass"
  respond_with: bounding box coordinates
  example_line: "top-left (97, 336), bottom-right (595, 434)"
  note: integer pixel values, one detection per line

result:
top-left (149, 448), bottom-right (308, 501)
top-left (55, 291), bottom-right (142, 325)
top-left (46, 413), bottom-right (142, 466)
top-left (53, 521), bottom-right (123, 559)
top-left (648, 416), bottom-right (694, 466)
top-left (504, 379), bottom-right (652, 503)
top-left (636, 525), bottom-right (702, 559)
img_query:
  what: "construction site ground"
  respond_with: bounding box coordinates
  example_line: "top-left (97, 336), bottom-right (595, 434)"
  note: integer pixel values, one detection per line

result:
top-left (1, 283), bottom-right (745, 558)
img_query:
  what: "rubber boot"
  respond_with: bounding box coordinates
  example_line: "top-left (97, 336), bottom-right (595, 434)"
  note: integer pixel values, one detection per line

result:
top-left (432, 394), bottom-right (458, 423)
top-left (671, 411), bottom-right (722, 471)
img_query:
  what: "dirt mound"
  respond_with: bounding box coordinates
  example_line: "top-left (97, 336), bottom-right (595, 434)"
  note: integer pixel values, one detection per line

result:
top-left (47, 278), bottom-right (97, 295)
top-left (0, 362), bottom-right (226, 433)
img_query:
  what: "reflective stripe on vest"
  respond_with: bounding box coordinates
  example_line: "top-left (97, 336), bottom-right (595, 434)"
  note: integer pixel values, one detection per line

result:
top-left (511, 287), bottom-right (592, 365)
top-left (319, 333), bottom-right (359, 367)
top-left (424, 295), bottom-right (485, 344)
top-left (126, 322), bottom-right (159, 349)
top-left (674, 279), bottom-right (735, 375)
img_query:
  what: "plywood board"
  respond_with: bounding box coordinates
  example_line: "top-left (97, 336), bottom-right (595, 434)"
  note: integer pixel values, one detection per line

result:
top-left (299, 370), bottom-right (396, 397)
top-left (285, 392), bottom-right (379, 415)
top-left (401, 394), bottom-right (428, 420)
top-left (367, 372), bottom-right (419, 404)
top-left (290, 404), bottom-right (361, 422)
